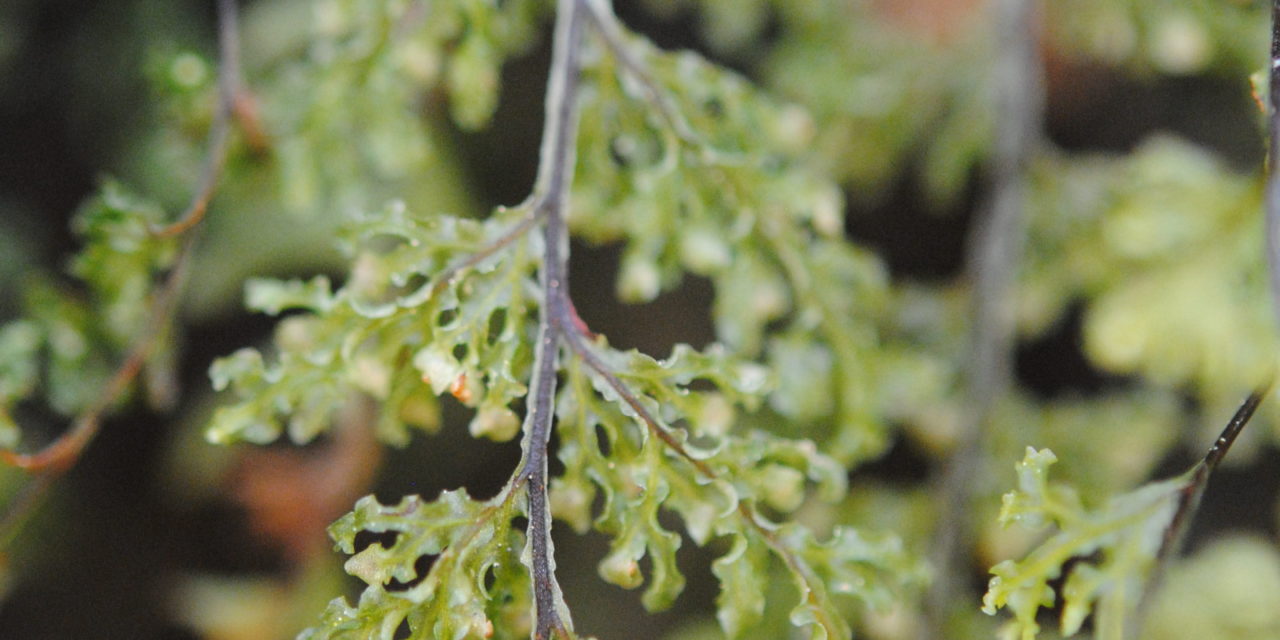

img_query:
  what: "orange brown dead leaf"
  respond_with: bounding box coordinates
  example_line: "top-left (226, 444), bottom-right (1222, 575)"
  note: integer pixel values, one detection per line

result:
top-left (228, 398), bottom-right (383, 566)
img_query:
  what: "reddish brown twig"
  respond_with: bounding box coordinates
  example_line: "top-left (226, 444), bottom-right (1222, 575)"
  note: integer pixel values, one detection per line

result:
top-left (0, 233), bottom-right (197, 474)
top-left (1, 0), bottom-right (243, 542)
top-left (150, 0), bottom-right (242, 239)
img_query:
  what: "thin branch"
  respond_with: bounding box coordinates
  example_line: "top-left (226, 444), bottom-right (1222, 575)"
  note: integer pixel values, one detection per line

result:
top-left (736, 500), bottom-right (845, 635)
top-left (428, 209), bottom-right (542, 298)
top-left (560, 302), bottom-right (848, 636)
top-left (518, 0), bottom-right (586, 637)
top-left (922, 0), bottom-right (1042, 634)
top-left (1198, 382), bottom-right (1271, 473)
top-left (150, 0), bottom-right (241, 238)
top-left (0, 0), bottom-right (242, 540)
top-left (1157, 381), bottom-right (1273, 561)
top-left (0, 229), bottom-right (198, 546)
top-left (560, 320), bottom-right (713, 478)
top-left (580, 0), bottom-right (700, 145)
top-left (0, 239), bottom-right (194, 473)
top-left (1267, 0), bottom-right (1280, 322)
top-left (1132, 380), bottom-right (1273, 638)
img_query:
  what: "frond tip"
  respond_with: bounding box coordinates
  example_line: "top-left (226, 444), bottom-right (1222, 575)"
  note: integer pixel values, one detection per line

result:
top-left (982, 446), bottom-right (1186, 639)
top-left (985, 385), bottom-right (1270, 639)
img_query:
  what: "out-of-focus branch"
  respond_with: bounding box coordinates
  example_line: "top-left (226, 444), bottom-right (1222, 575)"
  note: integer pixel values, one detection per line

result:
top-left (1265, 1), bottom-right (1280, 324)
top-left (152, 0), bottom-right (242, 239)
top-left (0, 0), bottom-right (243, 543)
top-left (581, 0), bottom-right (700, 145)
top-left (922, 0), bottom-right (1043, 635)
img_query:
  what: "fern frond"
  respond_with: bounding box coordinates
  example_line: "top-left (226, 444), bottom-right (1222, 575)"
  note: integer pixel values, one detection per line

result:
top-left (986, 386), bottom-right (1268, 640)
top-left (208, 201), bottom-right (539, 445)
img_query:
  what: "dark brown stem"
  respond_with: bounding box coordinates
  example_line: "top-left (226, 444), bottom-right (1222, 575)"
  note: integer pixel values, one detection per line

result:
top-left (1200, 383), bottom-right (1271, 473)
top-left (1136, 381), bottom-right (1273, 638)
top-left (922, 0), bottom-right (1042, 634)
top-left (519, 3), bottom-right (857, 637)
top-left (1160, 381), bottom-right (1273, 559)
top-left (520, 0), bottom-right (585, 637)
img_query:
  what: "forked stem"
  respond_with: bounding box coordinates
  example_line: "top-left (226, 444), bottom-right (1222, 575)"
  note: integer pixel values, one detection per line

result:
top-left (518, 0), bottom-right (586, 636)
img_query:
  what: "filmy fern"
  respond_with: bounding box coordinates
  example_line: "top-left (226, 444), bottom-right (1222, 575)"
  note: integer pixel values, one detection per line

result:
top-left (209, 0), bottom-right (918, 637)
top-left (983, 389), bottom-right (1269, 640)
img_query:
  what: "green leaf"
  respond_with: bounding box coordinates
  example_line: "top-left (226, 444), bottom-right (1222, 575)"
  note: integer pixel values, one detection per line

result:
top-left (1023, 138), bottom-right (1274, 413)
top-left (308, 488), bottom-right (526, 640)
top-left (983, 447), bottom-right (1196, 640)
top-left (245, 276), bottom-right (337, 316)
top-left (711, 533), bottom-right (766, 638)
top-left (266, 0), bottom-right (545, 214)
top-left (208, 202), bottom-right (537, 446)
top-left (0, 321), bottom-right (41, 448)
top-left (69, 181), bottom-right (178, 346)
top-left (1046, 0), bottom-right (1267, 74)
top-left (551, 337), bottom-right (915, 635)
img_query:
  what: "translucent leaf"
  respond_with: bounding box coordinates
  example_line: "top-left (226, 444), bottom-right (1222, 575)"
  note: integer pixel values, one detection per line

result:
top-left (69, 181), bottom-right (178, 346)
top-left (245, 276), bottom-right (337, 315)
top-left (307, 488), bottom-right (527, 640)
top-left (711, 533), bottom-right (766, 639)
top-left (552, 339), bottom-right (917, 635)
top-left (757, 1), bottom-right (1000, 196)
top-left (0, 320), bottom-right (42, 408)
top-left (1046, 0), bottom-right (1266, 74)
top-left (983, 447), bottom-right (1197, 640)
top-left (572, 20), bottom-right (901, 465)
top-left (208, 203), bottom-right (537, 446)
top-left (267, 0), bottom-right (546, 214)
